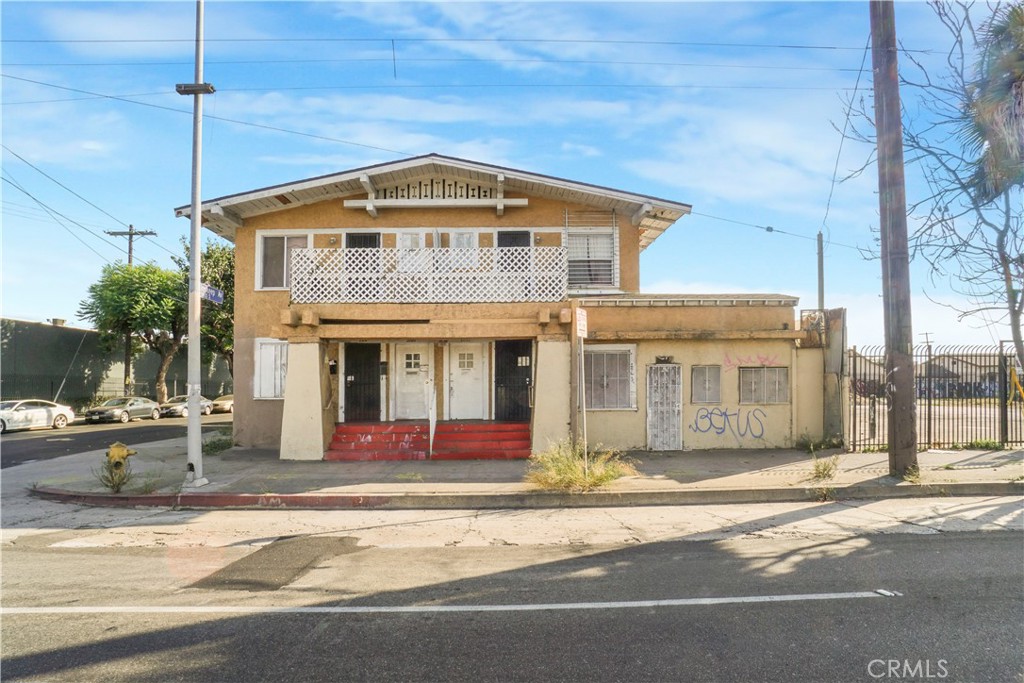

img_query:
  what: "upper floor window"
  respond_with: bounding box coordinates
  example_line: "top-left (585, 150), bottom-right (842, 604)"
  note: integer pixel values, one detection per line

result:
top-left (259, 233), bottom-right (310, 289)
top-left (739, 367), bottom-right (789, 404)
top-left (567, 231), bottom-right (615, 288)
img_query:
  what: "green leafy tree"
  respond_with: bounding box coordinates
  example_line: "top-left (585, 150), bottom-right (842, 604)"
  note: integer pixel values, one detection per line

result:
top-left (963, 2), bottom-right (1024, 201)
top-left (78, 262), bottom-right (187, 403)
top-left (174, 239), bottom-right (235, 376)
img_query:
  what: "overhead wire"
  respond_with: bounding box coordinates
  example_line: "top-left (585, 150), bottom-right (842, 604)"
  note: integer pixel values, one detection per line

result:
top-left (821, 32), bottom-right (872, 251)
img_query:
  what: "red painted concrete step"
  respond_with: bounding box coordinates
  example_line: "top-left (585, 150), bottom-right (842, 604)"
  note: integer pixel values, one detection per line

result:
top-left (326, 421), bottom-right (429, 461)
top-left (325, 421), bottom-right (532, 461)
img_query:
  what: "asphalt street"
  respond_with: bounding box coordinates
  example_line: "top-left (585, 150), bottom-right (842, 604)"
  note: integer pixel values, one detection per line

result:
top-left (0, 414), bottom-right (232, 468)
top-left (2, 519), bottom-right (1022, 682)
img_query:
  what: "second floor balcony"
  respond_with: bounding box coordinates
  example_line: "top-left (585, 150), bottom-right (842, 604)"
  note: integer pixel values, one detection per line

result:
top-left (290, 246), bottom-right (569, 304)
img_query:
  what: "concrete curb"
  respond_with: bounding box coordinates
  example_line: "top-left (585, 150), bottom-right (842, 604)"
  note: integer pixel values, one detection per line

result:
top-left (29, 480), bottom-right (1024, 510)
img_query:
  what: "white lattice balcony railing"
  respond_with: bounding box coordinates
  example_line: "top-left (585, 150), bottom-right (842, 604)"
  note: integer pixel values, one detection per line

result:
top-left (290, 246), bottom-right (568, 304)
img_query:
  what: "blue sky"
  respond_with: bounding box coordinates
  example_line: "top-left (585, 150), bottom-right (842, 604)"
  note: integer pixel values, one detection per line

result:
top-left (1, 1), bottom-right (1013, 348)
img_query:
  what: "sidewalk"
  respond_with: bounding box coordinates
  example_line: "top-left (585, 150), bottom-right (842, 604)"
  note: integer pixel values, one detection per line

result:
top-left (25, 434), bottom-right (1024, 510)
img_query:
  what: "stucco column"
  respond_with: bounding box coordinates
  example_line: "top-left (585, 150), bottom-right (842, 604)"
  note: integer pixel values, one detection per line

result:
top-left (532, 340), bottom-right (572, 453)
top-left (280, 341), bottom-right (326, 461)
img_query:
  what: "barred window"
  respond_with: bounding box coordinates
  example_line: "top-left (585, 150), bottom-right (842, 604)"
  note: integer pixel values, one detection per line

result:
top-left (584, 345), bottom-right (636, 410)
top-left (691, 365), bottom-right (721, 403)
top-left (567, 231), bottom-right (615, 288)
top-left (739, 367), bottom-right (789, 404)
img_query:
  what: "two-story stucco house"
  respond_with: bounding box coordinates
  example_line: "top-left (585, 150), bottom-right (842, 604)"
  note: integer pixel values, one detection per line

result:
top-left (176, 154), bottom-right (835, 460)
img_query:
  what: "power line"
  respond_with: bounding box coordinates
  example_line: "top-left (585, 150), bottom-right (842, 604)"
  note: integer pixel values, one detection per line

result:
top-left (2, 144), bottom-right (131, 229)
top-left (1, 175), bottom-right (122, 260)
top-left (1, 74), bottom-right (412, 155)
top-left (821, 33), bottom-right (872, 245)
top-left (3, 56), bottom-right (868, 74)
top-left (688, 210), bottom-right (864, 251)
top-left (2, 35), bottom-right (934, 52)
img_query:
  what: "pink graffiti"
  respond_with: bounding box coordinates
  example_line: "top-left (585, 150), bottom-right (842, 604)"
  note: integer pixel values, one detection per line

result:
top-left (723, 352), bottom-right (780, 372)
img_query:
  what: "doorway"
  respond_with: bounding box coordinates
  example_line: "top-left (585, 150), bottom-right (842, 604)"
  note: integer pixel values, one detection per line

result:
top-left (394, 343), bottom-right (432, 420)
top-left (494, 340), bottom-right (532, 421)
top-left (646, 363), bottom-right (682, 450)
top-left (448, 342), bottom-right (488, 420)
top-left (344, 343), bottom-right (381, 422)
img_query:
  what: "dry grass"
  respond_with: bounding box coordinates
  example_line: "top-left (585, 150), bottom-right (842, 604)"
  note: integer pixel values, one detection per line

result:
top-left (526, 440), bottom-right (639, 492)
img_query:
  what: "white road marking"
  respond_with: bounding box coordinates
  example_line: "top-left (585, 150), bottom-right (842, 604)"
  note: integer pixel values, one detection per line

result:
top-left (3, 590), bottom-right (895, 615)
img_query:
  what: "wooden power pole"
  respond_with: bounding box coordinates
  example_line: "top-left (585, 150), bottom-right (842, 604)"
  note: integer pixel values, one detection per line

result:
top-left (870, 0), bottom-right (918, 475)
top-left (105, 224), bottom-right (156, 394)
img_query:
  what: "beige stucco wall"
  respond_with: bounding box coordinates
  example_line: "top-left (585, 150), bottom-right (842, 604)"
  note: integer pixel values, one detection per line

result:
top-left (280, 342), bottom-right (326, 460)
top-left (226, 188), bottom-right (818, 451)
top-left (532, 340), bottom-right (572, 452)
top-left (583, 339), bottom-right (822, 451)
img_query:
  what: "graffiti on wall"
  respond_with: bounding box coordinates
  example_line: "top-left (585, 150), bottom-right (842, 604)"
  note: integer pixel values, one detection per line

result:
top-left (723, 353), bottom-right (780, 373)
top-left (688, 407), bottom-right (767, 440)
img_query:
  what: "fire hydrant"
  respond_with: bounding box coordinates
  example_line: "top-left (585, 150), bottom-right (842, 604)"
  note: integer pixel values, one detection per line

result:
top-left (105, 442), bottom-right (137, 470)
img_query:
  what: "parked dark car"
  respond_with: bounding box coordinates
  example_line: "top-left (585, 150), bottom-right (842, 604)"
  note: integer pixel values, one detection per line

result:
top-left (84, 397), bottom-right (161, 423)
top-left (0, 399), bottom-right (75, 433)
top-left (159, 395), bottom-right (213, 418)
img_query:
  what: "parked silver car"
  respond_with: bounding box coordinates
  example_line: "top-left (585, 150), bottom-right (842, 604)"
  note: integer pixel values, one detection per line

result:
top-left (84, 396), bottom-right (161, 423)
top-left (210, 394), bottom-right (234, 414)
top-left (159, 395), bottom-right (213, 418)
top-left (0, 399), bottom-right (75, 433)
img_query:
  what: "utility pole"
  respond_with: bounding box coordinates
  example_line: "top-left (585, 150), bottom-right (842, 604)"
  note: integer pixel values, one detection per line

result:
top-left (870, 0), bottom-right (918, 476)
top-left (177, 0), bottom-right (215, 488)
top-left (105, 224), bottom-right (156, 394)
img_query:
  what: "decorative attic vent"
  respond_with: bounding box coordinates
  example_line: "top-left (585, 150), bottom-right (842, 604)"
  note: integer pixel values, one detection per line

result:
top-left (344, 173), bottom-right (528, 216)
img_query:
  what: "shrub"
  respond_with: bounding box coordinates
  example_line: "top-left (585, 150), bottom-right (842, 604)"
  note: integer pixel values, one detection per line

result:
top-left (526, 440), bottom-right (638, 492)
top-left (93, 456), bottom-right (133, 493)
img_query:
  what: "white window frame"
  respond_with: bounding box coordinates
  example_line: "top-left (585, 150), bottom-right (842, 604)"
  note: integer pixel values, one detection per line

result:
top-left (691, 365), bottom-right (721, 404)
top-left (566, 229), bottom-right (618, 291)
top-left (254, 338), bottom-right (288, 400)
top-left (256, 231), bottom-right (311, 290)
top-left (739, 366), bottom-right (790, 404)
top-left (583, 344), bottom-right (637, 411)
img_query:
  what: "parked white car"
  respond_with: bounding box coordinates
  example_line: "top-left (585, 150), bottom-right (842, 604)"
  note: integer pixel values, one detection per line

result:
top-left (0, 399), bottom-right (75, 433)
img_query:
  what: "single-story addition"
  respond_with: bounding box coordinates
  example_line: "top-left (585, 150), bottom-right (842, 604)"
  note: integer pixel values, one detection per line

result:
top-left (176, 153), bottom-right (838, 460)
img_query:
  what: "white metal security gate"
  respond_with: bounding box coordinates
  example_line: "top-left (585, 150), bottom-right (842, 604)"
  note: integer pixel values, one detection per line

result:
top-left (647, 364), bottom-right (682, 451)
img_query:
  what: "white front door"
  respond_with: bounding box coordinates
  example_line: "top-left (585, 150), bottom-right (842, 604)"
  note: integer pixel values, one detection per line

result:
top-left (394, 343), bottom-right (431, 419)
top-left (647, 364), bottom-right (682, 450)
top-left (448, 342), bottom-right (487, 420)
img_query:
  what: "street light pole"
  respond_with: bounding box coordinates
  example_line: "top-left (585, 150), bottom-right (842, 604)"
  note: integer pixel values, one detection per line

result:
top-left (178, 0), bottom-right (215, 488)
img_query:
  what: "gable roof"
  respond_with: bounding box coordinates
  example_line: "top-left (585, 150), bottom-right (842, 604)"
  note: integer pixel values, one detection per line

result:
top-left (174, 153), bottom-right (691, 250)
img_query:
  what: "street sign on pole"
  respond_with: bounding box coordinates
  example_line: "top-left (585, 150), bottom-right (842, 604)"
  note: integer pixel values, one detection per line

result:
top-left (200, 282), bottom-right (224, 305)
top-left (576, 307), bottom-right (588, 339)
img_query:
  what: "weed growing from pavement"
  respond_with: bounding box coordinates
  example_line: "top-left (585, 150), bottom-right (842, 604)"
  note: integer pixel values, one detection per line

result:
top-left (810, 454), bottom-right (840, 482)
top-left (902, 464), bottom-right (922, 484)
top-left (395, 472), bottom-right (424, 482)
top-left (203, 435), bottom-right (234, 456)
top-left (93, 457), bottom-right (133, 493)
top-left (526, 440), bottom-right (638, 492)
top-left (813, 486), bottom-right (835, 502)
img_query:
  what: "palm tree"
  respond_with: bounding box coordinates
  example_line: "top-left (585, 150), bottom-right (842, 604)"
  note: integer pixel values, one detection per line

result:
top-left (963, 2), bottom-right (1024, 202)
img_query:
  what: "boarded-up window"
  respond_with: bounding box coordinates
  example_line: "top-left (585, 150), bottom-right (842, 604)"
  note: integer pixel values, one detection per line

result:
top-left (254, 339), bottom-right (288, 399)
